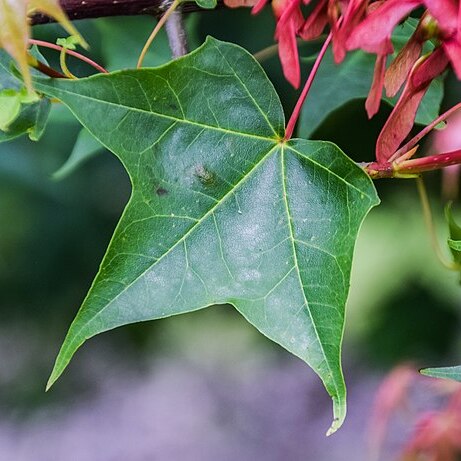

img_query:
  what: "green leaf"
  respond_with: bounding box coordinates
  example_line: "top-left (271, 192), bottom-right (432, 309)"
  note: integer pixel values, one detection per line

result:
top-left (35, 37), bottom-right (379, 434)
top-left (193, 0), bottom-right (217, 9)
top-left (56, 35), bottom-right (80, 50)
top-left (0, 49), bottom-right (51, 142)
top-left (0, 89), bottom-right (21, 131)
top-left (445, 202), bottom-right (461, 266)
top-left (53, 128), bottom-right (104, 180)
top-left (298, 19), bottom-right (443, 138)
top-left (420, 366), bottom-right (461, 382)
top-left (96, 16), bottom-right (200, 71)
top-left (448, 239), bottom-right (461, 251)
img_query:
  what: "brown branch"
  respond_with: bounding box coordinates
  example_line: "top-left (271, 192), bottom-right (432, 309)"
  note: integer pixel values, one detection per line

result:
top-left (31, 0), bottom-right (222, 24)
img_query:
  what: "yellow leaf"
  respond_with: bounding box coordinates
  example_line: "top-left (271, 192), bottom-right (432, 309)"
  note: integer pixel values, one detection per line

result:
top-left (0, 0), bottom-right (86, 92)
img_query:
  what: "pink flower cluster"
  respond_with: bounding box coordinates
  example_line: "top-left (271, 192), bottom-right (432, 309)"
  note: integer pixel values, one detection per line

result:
top-left (369, 365), bottom-right (461, 461)
top-left (252, 0), bottom-right (461, 164)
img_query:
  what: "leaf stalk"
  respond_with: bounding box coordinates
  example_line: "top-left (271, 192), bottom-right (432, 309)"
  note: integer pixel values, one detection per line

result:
top-left (284, 32), bottom-right (333, 141)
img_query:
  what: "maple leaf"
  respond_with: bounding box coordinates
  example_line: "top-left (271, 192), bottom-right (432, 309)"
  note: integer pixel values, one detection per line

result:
top-left (34, 38), bottom-right (379, 435)
top-left (0, 0), bottom-right (86, 91)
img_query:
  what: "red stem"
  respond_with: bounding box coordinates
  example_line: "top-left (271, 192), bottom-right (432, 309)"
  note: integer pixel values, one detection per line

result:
top-left (29, 39), bottom-right (108, 74)
top-left (397, 149), bottom-right (461, 174)
top-left (365, 148), bottom-right (461, 178)
top-left (284, 32), bottom-right (333, 140)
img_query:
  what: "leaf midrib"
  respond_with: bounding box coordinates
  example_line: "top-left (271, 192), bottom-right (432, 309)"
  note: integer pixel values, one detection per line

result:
top-left (280, 145), bottom-right (337, 395)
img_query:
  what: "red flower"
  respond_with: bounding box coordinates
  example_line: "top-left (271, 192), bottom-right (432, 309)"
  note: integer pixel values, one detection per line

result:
top-left (252, 0), bottom-right (368, 88)
top-left (376, 48), bottom-right (449, 163)
top-left (345, 0), bottom-right (461, 162)
top-left (403, 393), bottom-right (461, 461)
top-left (423, 0), bottom-right (461, 79)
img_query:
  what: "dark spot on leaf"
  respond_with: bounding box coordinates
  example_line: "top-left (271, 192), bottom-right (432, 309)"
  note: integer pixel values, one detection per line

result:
top-left (194, 165), bottom-right (216, 186)
top-left (156, 187), bottom-right (168, 196)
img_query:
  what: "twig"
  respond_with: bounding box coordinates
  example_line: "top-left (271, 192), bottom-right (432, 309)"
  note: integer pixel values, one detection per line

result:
top-left (165, 9), bottom-right (188, 58)
top-left (30, 0), bottom-right (222, 25)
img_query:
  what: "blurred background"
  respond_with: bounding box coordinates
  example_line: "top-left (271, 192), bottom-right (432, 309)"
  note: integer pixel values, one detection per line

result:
top-left (1, 8), bottom-right (461, 460)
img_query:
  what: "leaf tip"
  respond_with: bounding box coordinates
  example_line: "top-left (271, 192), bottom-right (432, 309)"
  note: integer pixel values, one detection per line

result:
top-left (419, 365), bottom-right (461, 382)
top-left (326, 395), bottom-right (347, 436)
top-left (45, 373), bottom-right (57, 392)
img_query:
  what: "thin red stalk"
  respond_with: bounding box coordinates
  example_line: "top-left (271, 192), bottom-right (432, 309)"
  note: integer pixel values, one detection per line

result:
top-left (29, 39), bottom-right (108, 74)
top-left (396, 148), bottom-right (461, 174)
top-left (389, 100), bottom-right (461, 163)
top-left (284, 32), bottom-right (333, 141)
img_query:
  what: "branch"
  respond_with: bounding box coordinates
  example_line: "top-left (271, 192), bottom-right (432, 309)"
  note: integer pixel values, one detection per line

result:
top-left (31, 0), bottom-right (222, 24)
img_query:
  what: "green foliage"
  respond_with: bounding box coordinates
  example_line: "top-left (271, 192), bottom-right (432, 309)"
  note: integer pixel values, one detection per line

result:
top-left (53, 128), bottom-right (104, 180)
top-left (420, 366), bottom-right (461, 382)
top-left (56, 35), bottom-right (80, 50)
top-left (193, 0), bottom-right (217, 9)
top-left (446, 202), bottom-right (461, 265)
top-left (0, 49), bottom-right (50, 142)
top-left (35, 37), bottom-right (379, 433)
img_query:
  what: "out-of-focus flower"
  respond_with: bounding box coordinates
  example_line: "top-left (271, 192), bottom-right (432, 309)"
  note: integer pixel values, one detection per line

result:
top-left (240, 0), bottom-right (461, 166)
top-left (250, 0), bottom-right (369, 88)
top-left (402, 391), bottom-right (461, 461)
top-left (346, 0), bottom-right (461, 161)
top-left (368, 366), bottom-right (461, 461)
top-left (368, 365), bottom-right (417, 460)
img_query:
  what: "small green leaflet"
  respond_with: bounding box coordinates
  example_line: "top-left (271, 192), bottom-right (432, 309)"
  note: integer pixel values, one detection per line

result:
top-left (0, 48), bottom-right (51, 142)
top-left (446, 202), bottom-right (461, 267)
top-left (35, 37), bottom-right (379, 434)
top-left (193, 0), bottom-right (217, 9)
top-left (421, 366), bottom-right (461, 382)
top-left (420, 204), bottom-right (461, 382)
top-left (448, 239), bottom-right (461, 251)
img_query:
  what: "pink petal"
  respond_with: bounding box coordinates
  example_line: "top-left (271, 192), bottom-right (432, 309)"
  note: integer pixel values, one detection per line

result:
top-left (423, 0), bottom-right (458, 35)
top-left (443, 37), bottom-right (461, 79)
top-left (366, 53), bottom-right (386, 118)
top-left (333, 0), bottom-right (368, 63)
top-left (299, 0), bottom-right (328, 41)
top-left (346, 0), bottom-right (421, 54)
top-left (385, 31), bottom-right (423, 97)
top-left (276, 17), bottom-right (302, 88)
top-left (411, 47), bottom-right (449, 88)
top-left (251, 0), bottom-right (268, 14)
top-left (376, 48), bottom-right (449, 163)
top-left (368, 365), bottom-right (416, 460)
